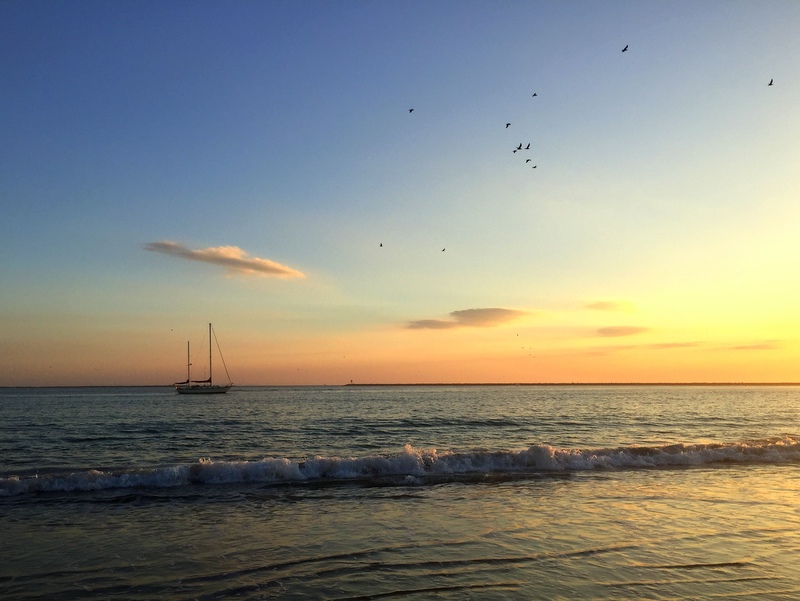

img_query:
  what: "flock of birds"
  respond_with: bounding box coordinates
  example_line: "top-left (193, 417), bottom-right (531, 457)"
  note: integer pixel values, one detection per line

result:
top-left (384, 43), bottom-right (776, 252)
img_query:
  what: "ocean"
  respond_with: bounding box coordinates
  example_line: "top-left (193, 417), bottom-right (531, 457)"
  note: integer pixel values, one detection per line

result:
top-left (1, 385), bottom-right (800, 600)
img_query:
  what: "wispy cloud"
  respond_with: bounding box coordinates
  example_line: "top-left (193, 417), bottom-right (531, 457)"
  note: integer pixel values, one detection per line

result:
top-left (407, 319), bottom-right (461, 330)
top-left (144, 241), bottom-right (305, 278)
top-left (585, 340), bottom-right (702, 356)
top-left (587, 300), bottom-right (634, 312)
top-left (596, 326), bottom-right (649, 337)
top-left (727, 342), bottom-right (780, 351)
top-left (407, 308), bottom-right (527, 330)
top-left (648, 342), bottom-right (701, 350)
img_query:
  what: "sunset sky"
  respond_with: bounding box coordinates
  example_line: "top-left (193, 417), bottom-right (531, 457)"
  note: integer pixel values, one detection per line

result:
top-left (2, 1), bottom-right (799, 386)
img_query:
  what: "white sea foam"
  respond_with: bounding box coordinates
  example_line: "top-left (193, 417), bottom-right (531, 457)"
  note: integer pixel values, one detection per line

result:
top-left (2, 437), bottom-right (799, 497)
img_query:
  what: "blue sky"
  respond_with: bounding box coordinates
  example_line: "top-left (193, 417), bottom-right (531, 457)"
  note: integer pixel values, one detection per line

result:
top-left (2, 1), bottom-right (799, 385)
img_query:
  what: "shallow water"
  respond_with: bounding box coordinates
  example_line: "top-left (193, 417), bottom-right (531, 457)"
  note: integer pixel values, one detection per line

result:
top-left (2, 385), bottom-right (800, 599)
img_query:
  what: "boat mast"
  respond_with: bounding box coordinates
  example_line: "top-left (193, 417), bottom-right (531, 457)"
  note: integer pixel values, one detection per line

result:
top-left (187, 341), bottom-right (191, 385)
top-left (208, 323), bottom-right (213, 385)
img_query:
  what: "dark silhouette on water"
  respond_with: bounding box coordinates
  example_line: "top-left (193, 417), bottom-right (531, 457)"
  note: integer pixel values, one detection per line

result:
top-left (175, 323), bottom-right (232, 394)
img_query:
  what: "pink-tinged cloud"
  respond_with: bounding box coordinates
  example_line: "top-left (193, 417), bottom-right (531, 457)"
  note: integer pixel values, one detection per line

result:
top-left (597, 326), bottom-right (649, 337)
top-left (587, 301), bottom-right (634, 312)
top-left (648, 342), bottom-right (701, 350)
top-left (587, 340), bottom-right (701, 355)
top-left (144, 241), bottom-right (305, 278)
top-left (407, 319), bottom-right (460, 330)
top-left (728, 342), bottom-right (780, 351)
top-left (407, 308), bottom-right (527, 330)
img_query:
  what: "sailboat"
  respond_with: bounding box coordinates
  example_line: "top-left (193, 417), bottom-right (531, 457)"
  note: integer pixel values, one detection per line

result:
top-left (175, 323), bottom-right (233, 394)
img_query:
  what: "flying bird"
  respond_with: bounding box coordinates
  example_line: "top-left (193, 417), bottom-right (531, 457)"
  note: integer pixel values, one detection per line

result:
top-left (380, 243), bottom-right (383, 247)
top-left (532, 93), bottom-right (538, 97)
top-left (506, 123), bottom-right (511, 128)
top-left (532, 165), bottom-right (537, 169)
top-left (409, 108), bottom-right (414, 113)
top-left (768, 79), bottom-right (773, 86)
top-left (622, 44), bottom-right (628, 52)
top-left (526, 159), bottom-right (532, 163)
top-left (442, 248), bottom-right (445, 252)
top-left (525, 143), bottom-right (530, 150)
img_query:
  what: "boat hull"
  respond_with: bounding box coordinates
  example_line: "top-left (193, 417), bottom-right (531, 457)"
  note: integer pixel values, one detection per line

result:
top-left (175, 384), bottom-right (232, 394)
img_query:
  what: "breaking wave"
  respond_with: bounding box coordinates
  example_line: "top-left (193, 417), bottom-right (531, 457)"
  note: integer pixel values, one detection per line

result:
top-left (3, 436), bottom-right (800, 497)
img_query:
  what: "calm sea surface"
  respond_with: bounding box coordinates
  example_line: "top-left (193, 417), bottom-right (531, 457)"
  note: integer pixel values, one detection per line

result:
top-left (2, 385), bottom-right (800, 600)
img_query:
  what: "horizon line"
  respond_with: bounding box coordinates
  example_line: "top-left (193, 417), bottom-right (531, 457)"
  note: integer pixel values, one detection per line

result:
top-left (3, 381), bottom-right (800, 389)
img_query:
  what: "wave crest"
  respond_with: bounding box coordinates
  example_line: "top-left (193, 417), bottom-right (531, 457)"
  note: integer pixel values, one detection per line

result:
top-left (3, 437), bottom-right (799, 497)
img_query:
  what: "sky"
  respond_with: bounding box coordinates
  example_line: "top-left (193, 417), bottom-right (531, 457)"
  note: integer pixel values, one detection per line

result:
top-left (2, 0), bottom-right (800, 386)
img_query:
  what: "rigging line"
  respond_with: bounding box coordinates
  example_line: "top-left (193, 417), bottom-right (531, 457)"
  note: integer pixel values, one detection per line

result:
top-left (211, 325), bottom-right (233, 384)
